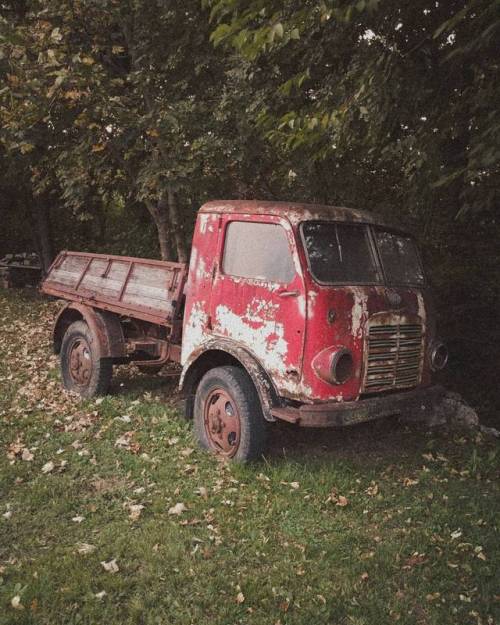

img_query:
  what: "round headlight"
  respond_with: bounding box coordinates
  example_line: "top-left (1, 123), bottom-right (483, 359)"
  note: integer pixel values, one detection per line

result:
top-left (331, 349), bottom-right (354, 384)
top-left (430, 342), bottom-right (448, 371)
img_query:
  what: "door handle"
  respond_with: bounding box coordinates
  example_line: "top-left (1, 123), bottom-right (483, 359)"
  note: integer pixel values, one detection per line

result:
top-left (276, 289), bottom-right (300, 298)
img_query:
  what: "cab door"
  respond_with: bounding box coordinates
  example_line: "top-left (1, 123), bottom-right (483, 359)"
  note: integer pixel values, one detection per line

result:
top-left (210, 214), bottom-right (306, 399)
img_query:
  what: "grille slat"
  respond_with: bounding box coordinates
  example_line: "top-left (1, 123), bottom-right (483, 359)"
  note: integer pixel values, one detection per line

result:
top-left (363, 321), bottom-right (423, 392)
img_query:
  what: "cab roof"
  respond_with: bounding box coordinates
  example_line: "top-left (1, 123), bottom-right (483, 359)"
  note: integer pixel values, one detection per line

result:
top-left (199, 199), bottom-right (392, 227)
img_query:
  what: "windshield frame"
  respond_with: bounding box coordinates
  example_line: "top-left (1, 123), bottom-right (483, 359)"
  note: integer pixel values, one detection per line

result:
top-left (299, 221), bottom-right (383, 287)
top-left (371, 225), bottom-right (426, 288)
top-left (299, 221), bottom-right (426, 288)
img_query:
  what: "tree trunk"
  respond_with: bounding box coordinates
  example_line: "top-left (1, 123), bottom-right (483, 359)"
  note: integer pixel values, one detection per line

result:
top-left (31, 202), bottom-right (54, 274)
top-left (167, 186), bottom-right (188, 263)
top-left (145, 197), bottom-right (173, 260)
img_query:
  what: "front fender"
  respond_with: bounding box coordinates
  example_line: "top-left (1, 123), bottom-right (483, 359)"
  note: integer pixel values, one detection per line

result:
top-left (180, 339), bottom-right (280, 422)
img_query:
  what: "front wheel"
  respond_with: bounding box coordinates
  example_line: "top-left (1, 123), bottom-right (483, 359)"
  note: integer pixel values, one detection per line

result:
top-left (60, 320), bottom-right (112, 398)
top-left (193, 366), bottom-right (267, 462)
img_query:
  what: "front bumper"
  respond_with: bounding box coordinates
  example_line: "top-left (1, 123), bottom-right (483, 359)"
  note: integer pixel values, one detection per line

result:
top-left (271, 385), bottom-right (446, 428)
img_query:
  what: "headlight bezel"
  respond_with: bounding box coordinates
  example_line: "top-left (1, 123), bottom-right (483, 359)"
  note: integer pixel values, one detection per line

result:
top-left (430, 341), bottom-right (448, 371)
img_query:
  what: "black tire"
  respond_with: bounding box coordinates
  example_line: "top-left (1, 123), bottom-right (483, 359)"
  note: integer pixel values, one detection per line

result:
top-left (60, 320), bottom-right (113, 398)
top-left (193, 366), bottom-right (267, 462)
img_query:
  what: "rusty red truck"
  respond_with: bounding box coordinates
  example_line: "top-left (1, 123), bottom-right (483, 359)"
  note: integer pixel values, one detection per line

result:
top-left (41, 200), bottom-right (449, 461)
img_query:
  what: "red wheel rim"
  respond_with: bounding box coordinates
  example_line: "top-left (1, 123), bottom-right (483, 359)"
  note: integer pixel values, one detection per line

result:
top-left (68, 338), bottom-right (92, 386)
top-left (203, 388), bottom-right (241, 457)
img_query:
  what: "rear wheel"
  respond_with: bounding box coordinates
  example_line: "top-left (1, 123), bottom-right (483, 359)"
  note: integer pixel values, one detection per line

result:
top-left (60, 320), bottom-right (112, 398)
top-left (193, 366), bottom-right (267, 462)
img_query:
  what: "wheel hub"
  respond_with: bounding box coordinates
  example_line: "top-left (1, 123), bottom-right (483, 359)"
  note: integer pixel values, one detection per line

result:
top-left (69, 338), bottom-right (92, 386)
top-left (204, 388), bottom-right (241, 457)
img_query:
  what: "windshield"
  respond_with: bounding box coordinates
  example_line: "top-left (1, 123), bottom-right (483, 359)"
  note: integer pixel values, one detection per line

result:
top-left (301, 222), bottom-right (381, 284)
top-left (301, 222), bottom-right (425, 286)
top-left (374, 230), bottom-right (424, 286)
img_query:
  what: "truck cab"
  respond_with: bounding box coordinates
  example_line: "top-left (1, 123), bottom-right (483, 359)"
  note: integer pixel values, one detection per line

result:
top-left (180, 200), bottom-right (447, 458)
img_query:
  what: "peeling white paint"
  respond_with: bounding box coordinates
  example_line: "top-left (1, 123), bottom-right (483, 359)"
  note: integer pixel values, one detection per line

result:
top-left (297, 294), bottom-right (306, 318)
top-left (214, 304), bottom-right (312, 398)
top-left (216, 304), bottom-right (288, 373)
top-left (198, 213), bottom-right (209, 235)
top-left (195, 254), bottom-right (210, 282)
top-left (350, 288), bottom-right (368, 338)
top-left (181, 301), bottom-right (209, 365)
top-left (416, 292), bottom-right (426, 325)
top-left (307, 290), bottom-right (318, 320)
top-left (245, 298), bottom-right (279, 322)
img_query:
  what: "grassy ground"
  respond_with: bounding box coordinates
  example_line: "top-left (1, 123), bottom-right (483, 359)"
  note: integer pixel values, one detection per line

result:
top-left (0, 288), bottom-right (498, 625)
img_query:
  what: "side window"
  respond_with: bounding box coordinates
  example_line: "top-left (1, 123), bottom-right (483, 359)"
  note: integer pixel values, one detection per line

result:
top-left (222, 221), bottom-right (295, 283)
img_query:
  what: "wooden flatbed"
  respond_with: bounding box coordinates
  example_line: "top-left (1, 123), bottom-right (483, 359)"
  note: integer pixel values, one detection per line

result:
top-left (42, 251), bottom-right (188, 327)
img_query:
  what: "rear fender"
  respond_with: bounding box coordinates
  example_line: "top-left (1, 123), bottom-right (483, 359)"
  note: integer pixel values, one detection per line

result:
top-left (53, 303), bottom-right (126, 358)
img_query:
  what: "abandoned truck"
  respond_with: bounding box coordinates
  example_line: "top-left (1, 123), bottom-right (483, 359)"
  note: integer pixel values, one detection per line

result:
top-left (41, 200), bottom-right (449, 461)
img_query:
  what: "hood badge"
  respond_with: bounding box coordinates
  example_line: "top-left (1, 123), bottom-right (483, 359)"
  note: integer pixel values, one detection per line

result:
top-left (386, 289), bottom-right (402, 308)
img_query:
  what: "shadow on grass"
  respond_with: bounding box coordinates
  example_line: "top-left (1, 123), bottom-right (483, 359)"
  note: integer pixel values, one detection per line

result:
top-left (105, 362), bottom-right (437, 467)
top-left (265, 415), bottom-right (428, 464)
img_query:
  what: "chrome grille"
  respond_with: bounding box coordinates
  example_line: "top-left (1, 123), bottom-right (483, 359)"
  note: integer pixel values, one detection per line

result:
top-left (364, 322), bottom-right (423, 392)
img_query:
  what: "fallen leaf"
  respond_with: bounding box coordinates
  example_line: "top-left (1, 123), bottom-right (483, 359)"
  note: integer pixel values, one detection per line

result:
top-left (128, 504), bottom-right (145, 521)
top-left (21, 448), bottom-right (34, 462)
top-left (11, 595), bottom-right (23, 610)
top-left (180, 447), bottom-right (194, 457)
top-left (361, 572), bottom-right (369, 581)
top-left (72, 515), bottom-right (85, 523)
top-left (94, 590), bottom-right (107, 599)
top-left (41, 461), bottom-right (54, 474)
top-left (77, 543), bottom-right (95, 554)
top-left (100, 559), bottom-right (119, 573)
top-left (168, 502), bottom-right (187, 516)
top-left (402, 553), bottom-right (427, 569)
top-left (197, 487), bottom-right (208, 499)
top-left (403, 477), bottom-right (419, 487)
top-left (236, 592), bottom-right (245, 604)
top-left (336, 495), bottom-right (349, 507)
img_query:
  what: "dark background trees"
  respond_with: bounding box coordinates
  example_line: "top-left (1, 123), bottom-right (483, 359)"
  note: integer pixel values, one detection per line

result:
top-left (0, 0), bottom-right (498, 421)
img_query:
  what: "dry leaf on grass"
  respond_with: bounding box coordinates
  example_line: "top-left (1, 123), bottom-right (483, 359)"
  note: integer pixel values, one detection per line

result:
top-left (11, 595), bottom-right (23, 610)
top-left (403, 477), bottom-right (419, 487)
top-left (128, 504), bottom-right (145, 521)
top-left (41, 461), bottom-right (54, 474)
top-left (77, 543), bottom-right (96, 555)
top-left (21, 448), bottom-right (34, 462)
top-left (100, 559), bottom-right (119, 573)
top-left (196, 486), bottom-right (208, 499)
top-left (236, 592), bottom-right (245, 604)
top-left (168, 502), bottom-right (187, 515)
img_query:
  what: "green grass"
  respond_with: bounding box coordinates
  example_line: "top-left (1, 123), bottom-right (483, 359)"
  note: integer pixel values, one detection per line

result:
top-left (0, 288), bottom-right (498, 625)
